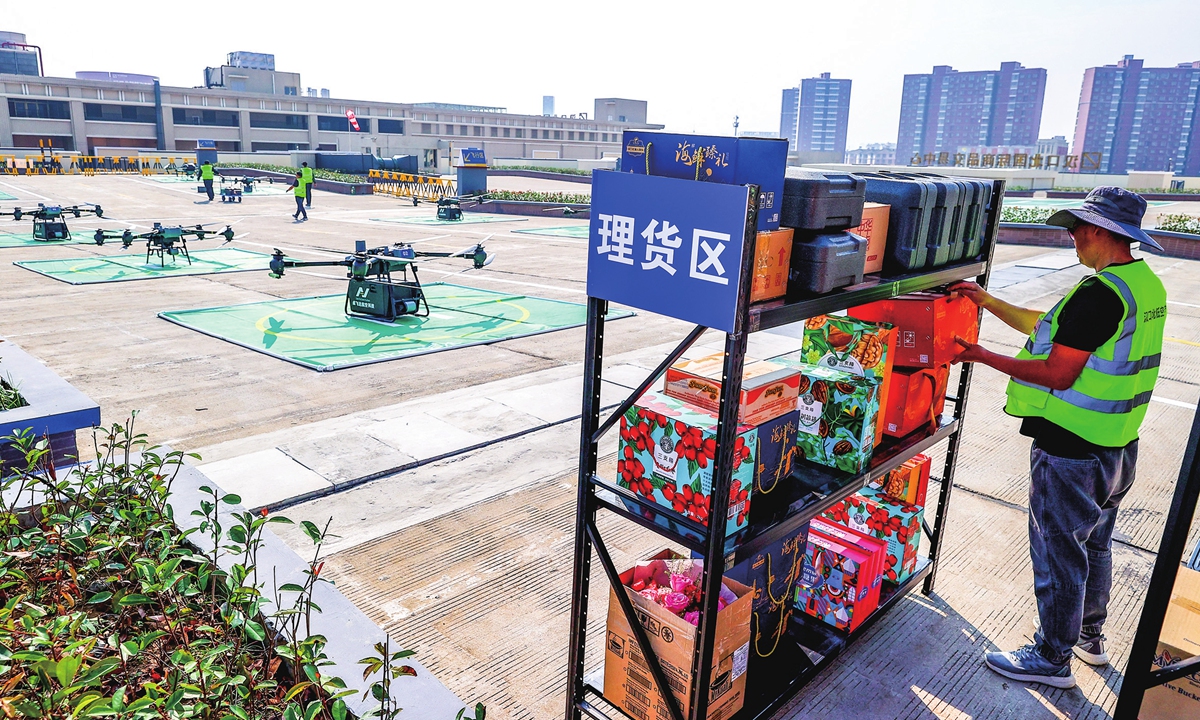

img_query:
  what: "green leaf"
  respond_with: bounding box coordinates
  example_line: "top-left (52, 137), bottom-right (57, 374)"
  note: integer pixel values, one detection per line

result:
top-left (278, 583), bottom-right (306, 593)
top-left (390, 649), bottom-right (416, 660)
top-left (304, 702), bottom-right (322, 720)
top-left (222, 493), bottom-right (242, 505)
top-left (87, 592), bottom-right (113, 605)
top-left (282, 682), bottom-right (312, 703)
top-left (283, 705), bottom-right (302, 720)
top-left (331, 699), bottom-right (348, 720)
top-left (243, 620), bottom-right (266, 642)
top-left (300, 521), bottom-right (322, 544)
top-left (55, 655), bottom-right (81, 687)
top-left (118, 594), bottom-right (152, 606)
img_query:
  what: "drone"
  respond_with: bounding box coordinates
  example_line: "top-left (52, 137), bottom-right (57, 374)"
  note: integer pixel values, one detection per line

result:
top-left (267, 238), bottom-right (493, 323)
top-left (0, 203), bottom-right (104, 240)
top-left (165, 161), bottom-right (198, 178)
top-left (210, 175), bottom-right (277, 203)
top-left (93, 223), bottom-right (236, 267)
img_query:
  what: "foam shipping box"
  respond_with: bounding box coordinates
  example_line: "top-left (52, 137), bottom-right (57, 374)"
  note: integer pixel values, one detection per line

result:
top-left (751, 228), bottom-right (793, 303)
top-left (850, 292), bottom-right (979, 368)
top-left (1142, 567), bottom-right (1200, 720)
top-left (747, 410), bottom-right (799, 525)
top-left (852, 202), bottom-right (890, 274)
top-left (824, 486), bottom-right (923, 583)
top-left (621, 130), bottom-right (788, 231)
top-left (791, 364), bottom-right (881, 473)
top-left (775, 314), bottom-right (896, 447)
top-left (882, 365), bottom-right (950, 439)
top-left (620, 390), bottom-right (757, 535)
top-left (605, 550), bottom-right (753, 720)
top-left (665, 355), bottom-right (800, 427)
top-left (724, 522), bottom-right (808, 672)
top-left (794, 528), bottom-right (878, 632)
top-left (870, 453), bottom-right (932, 506)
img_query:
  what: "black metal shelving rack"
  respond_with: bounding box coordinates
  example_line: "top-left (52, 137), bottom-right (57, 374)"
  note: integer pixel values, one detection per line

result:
top-left (566, 179), bottom-right (1005, 720)
top-left (1112, 400), bottom-right (1200, 719)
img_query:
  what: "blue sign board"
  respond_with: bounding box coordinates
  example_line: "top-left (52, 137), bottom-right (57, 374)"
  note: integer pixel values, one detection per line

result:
top-left (196, 139), bottom-right (217, 150)
top-left (587, 171), bottom-right (751, 333)
top-left (458, 148), bottom-right (487, 167)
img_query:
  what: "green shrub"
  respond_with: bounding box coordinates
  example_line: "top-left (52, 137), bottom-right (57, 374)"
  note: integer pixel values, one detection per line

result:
top-left (0, 375), bottom-right (25, 411)
top-left (483, 190), bottom-right (590, 204)
top-left (1156, 213), bottom-right (1200, 234)
top-left (1000, 206), bottom-right (1055, 224)
top-left (493, 164), bottom-right (591, 176)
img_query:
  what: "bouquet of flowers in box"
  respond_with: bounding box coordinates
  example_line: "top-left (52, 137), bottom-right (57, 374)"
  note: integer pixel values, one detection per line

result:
top-left (626, 556), bottom-right (739, 626)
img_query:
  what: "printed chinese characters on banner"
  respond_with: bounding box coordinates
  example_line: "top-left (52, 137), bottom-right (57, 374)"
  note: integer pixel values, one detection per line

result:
top-left (587, 171), bottom-right (752, 333)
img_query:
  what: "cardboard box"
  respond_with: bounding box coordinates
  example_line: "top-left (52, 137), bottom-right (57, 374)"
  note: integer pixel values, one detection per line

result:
top-left (1143, 567), bottom-right (1200, 720)
top-left (853, 202), bottom-right (890, 274)
top-left (664, 354), bottom-right (800, 427)
top-left (605, 550), bottom-right (753, 720)
top-left (751, 228), bottom-right (793, 303)
top-left (794, 528), bottom-right (879, 632)
top-left (824, 486), bottom-right (923, 583)
top-left (620, 390), bottom-right (757, 535)
top-left (620, 130), bottom-right (788, 231)
top-left (849, 292), bottom-right (979, 369)
top-left (790, 364), bottom-right (880, 473)
top-left (747, 411), bottom-right (799, 525)
top-left (870, 453), bottom-right (932, 506)
top-left (775, 314), bottom-right (896, 447)
top-left (724, 523), bottom-right (808, 672)
top-left (882, 366), bottom-right (950, 439)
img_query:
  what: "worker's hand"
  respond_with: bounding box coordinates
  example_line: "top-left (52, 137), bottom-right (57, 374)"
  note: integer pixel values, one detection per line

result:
top-left (948, 281), bottom-right (992, 309)
top-left (951, 335), bottom-right (990, 365)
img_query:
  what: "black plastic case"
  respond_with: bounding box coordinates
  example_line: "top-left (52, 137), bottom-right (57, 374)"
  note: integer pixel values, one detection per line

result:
top-left (781, 168), bottom-right (866, 231)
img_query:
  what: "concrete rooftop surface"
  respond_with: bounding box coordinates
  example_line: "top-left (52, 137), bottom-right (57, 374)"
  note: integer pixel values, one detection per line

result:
top-left (0, 173), bottom-right (1197, 719)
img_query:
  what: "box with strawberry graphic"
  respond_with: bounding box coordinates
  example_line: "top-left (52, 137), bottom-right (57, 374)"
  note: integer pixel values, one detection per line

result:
top-left (619, 390), bottom-right (757, 536)
top-left (822, 486), bottom-right (924, 584)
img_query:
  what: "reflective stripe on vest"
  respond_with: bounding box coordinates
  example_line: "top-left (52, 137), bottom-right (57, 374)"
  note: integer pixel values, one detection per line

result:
top-left (1004, 260), bottom-right (1166, 446)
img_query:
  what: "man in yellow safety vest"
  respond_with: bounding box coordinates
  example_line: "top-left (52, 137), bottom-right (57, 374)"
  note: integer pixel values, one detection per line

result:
top-left (199, 160), bottom-right (215, 201)
top-left (301, 162), bottom-right (314, 208)
top-left (286, 171), bottom-right (307, 221)
top-left (950, 186), bottom-right (1166, 689)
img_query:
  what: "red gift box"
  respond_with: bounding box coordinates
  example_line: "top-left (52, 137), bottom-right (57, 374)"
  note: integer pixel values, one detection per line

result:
top-left (871, 453), bottom-right (932, 506)
top-left (882, 366), bottom-right (949, 439)
top-left (849, 291), bottom-right (979, 369)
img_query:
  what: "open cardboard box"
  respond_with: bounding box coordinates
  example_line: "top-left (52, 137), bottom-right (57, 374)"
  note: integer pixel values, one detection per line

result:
top-left (605, 550), bottom-right (753, 720)
top-left (1142, 566), bottom-right (1200, 719)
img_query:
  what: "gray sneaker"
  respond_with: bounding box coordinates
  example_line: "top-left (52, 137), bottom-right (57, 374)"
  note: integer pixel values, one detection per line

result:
top-left (1073, 635), bottom-right (1108, 666)
top-left (985, 645), bottom-right (1076, 689)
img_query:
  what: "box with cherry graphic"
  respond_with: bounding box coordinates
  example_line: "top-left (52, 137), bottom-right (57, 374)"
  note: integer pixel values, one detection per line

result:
top-left (822, 486), bottom-right (924, 584)
top-left (619, 390), bottom-right (757, 536)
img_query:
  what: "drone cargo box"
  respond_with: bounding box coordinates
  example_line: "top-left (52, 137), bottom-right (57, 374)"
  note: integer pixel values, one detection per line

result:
top-left (880, 365), bottom-right (949, 439)
top-left (1141, 567), bottom-right (1200, 720)
top-left (885, 172), bottom-right (955, 268)
top-left (780, 168), bottom-right (865, 231)
top-left (787, 230), bottom-right (867, 295)
top-left (605, 550), bottom-right (752, 720)
top-left (750, 228), bottom-right (792, 303)
top-left (858, 173), bottom-right (932, 273)
top-left (664, 354), bottom-right (800, 426)
top-left (850, 291), bottom-right (979, 369)
top-left (851, 202), bottom-right (890, 274)
top-left (620, 130), bottom-right (787, 231)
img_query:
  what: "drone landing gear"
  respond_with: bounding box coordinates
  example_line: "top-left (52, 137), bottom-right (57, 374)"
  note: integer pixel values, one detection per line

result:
top-left (147, 239), bottom-right (191, 267)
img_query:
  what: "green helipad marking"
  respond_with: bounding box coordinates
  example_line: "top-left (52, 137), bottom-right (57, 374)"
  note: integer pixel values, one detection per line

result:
top-left (0, 190), bottom-right (16, 200)
top-left (146, 176), bottom-right (197, 183)
top-left (0, 233), bottom-right (88, 249)
top-left (371, 214), bottom-right (528, 226)
top-left (1005, 197), bottom-right (1176, 209)
top-left (513, 225), bottom-right (590, 239)
top-left (15, 247), bottom-right (274, 284)
top-left (159, 282), bottom-right (629, 371)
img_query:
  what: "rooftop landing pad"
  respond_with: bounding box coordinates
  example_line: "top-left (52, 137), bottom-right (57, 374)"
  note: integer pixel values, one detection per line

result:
top-left (512, 224), bottom-right (589, 239)
top-left (159, 282), bottom-right (628, 371)
top-left (0, 232), bottom-right (89, 248)
top-left (0, 190), bottom-right (16, 200)
top-left (370, 214), bottom-right (528, 226)
top-left (15, 247), bottom-right (273, 284)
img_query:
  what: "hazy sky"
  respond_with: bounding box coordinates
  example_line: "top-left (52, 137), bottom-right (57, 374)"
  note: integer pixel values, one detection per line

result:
top-left (8, 0), bottom-right (1200, 149)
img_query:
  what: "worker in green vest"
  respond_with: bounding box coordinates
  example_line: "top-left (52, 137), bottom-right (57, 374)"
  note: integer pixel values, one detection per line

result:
top-left (301, 162), bottom-right (314, 208)
top-left (199, 160), bottom-right (215, 201)
top-left (950, 186), bottom-right (1166, 689)
top-left (286, 171), bottom-right (307, 221)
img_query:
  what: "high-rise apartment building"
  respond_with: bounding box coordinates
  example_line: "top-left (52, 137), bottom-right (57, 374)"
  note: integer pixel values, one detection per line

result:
top-left (896, 62), bottom-right (1046, 162)
top-left (1071, 55), bottom-right (1200, 174)
top-left (779, 73), bottom-right (851, 156)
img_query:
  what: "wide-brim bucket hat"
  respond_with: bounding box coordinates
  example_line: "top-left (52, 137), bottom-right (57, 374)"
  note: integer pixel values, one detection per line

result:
top-left (1045, 186), bottom-right (1163, 252)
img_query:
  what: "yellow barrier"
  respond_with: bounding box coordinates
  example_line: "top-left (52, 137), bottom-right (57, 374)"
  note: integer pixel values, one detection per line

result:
top-left (0, 155), bottom-right (18, 175)
top-left (64, 155), bottom-right (198, 176)
top-left (368, 169), bottom-right (457, 201)
top-left (24, 154), bottom-right (65, 174)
